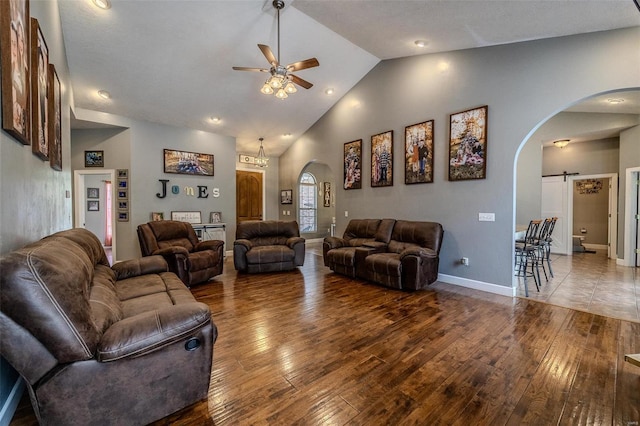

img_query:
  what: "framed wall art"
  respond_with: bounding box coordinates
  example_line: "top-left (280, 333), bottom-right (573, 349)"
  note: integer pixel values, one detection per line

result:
top-left (118, 211), bottom-right (129, 222)
top-left (1, 0), bottom-right (31, 145)
top-left (210, 211), bottom-right (222, 223)
top-left (164, 149), bottom-right (214, 176)
top-left (171, 211), bottom-right (202, 224)
top-left (323, 182), bottom-right (331, 207)
top-left (87, 187), bottom-right (99, 199)
top-left (48, 64), bottom-right (62, 170)
top-left (405, 120), bottom-right (434, 184)
top-left (343, 139), bottom-right (362, 190)
top-left (281, 189), bottom-right (292, 204)
top-left (449, 105), bottom-right (488, 181)
top-left (371, 130), bottom-right (393, 188)
top-left (85, 150), bottom-right (104, 167)
top-left (151, 212), bottom-right (164, 221)
top-left (87, 200), bottom-right (99, 212)
top-left (117, 189), bottom-right (128, 200)
top-left (31, 18), bottom-right (49, 160)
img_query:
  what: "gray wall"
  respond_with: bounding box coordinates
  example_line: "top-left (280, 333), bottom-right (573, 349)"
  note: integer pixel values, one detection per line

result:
top-left (619, 124), bottom-right (640, 258)
top-left (84, 174), bottom-right (109, 243)
top-left (279, 28), bottom-right (640, 291)
top-left (542, 138), bottom-right (620, 177)
top-left (0, 0), bottom-right (73, 422)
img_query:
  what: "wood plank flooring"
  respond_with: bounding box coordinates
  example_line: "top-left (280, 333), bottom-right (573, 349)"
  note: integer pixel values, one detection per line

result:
top-left (10, 244), bottom-right (640, 425)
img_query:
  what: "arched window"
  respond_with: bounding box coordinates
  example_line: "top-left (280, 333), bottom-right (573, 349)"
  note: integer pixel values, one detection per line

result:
top-left (299, 172), bottom-right (317, 233)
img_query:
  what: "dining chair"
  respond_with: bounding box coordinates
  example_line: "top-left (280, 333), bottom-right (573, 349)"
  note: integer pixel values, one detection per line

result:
top-left (515, 219), bottom-right (542, 297)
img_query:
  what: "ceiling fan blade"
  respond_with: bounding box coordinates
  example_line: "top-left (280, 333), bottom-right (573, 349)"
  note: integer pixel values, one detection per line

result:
top-left (232, 66), bottom-right (269, 72)
top-left (258, 44), bottom-right (278, 66)
top-left (286, 58), bottom-right (319, 72)
top-left (290, 74), bottom-right (313, 89)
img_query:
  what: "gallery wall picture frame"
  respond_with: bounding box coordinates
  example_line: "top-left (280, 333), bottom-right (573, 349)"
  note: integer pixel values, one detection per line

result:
top-left (118, 201), bottom-right (128, 210)
top-left (210, 211), bottom-right (222, 224)
top-left (48, 64), bottom-right (62, 171)
top-left (449, 105), bottom-right (488, 181)
top-left (30, 17), bottom-right (49, 160)
top-left (164, 148), bottom-right (214, 176)
top-left (323, 182), bottom-right (331, 207)
top-left (1, 0), bottom-right (31, 145)
top-left (117, 189), bottom-right (128, 200)
top-left (171, 211), bottom-right (202, 224)
top-left (405, 120), bottom-right (434, 185)
top-left (281, 189), bottom-right (292, 204)
top-left (371, 130), bottom-right (393, 188)
top-left (343, 139), bottom-right (362, 190)
top-left (87, 187), bottom-right (99, 199)
top-left (117, 169), bottom-right (128, 178)
top-left (151, 212), bottom-right (164, 221)
top-left (87, 200), bottom-right (99, 212)
top-left (117, 178), bottom-right (127, 189)
top-left (85, 150), bottom-right (104, 167)
top-left (118, 211), bottom-right (129, 222)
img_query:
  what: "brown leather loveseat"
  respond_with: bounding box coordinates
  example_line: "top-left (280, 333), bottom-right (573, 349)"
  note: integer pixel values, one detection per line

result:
top-left (324, 219), bottom-right (444, 290)
top-left (137, 220), bottom-right (224, 287)
top-left (0, 228), bottom-right (217, 425)
top-left (234, 220), bottom-right (305, 273)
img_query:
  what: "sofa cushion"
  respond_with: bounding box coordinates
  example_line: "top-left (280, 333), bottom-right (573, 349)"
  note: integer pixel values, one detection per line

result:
top-left (90, 265), bottom-right (123, 333)
top-left (245, 245), bottom-right (295, 264)
top-left (343, 219), bottom-right (380, 242)
top-left (189, 250), bottom-right (220, 271)
top-left (365, 253), bottom-right (402, 277)
top-left (327, 247), bottom-right (357, 266)
top-left (116, 272), bottom-right (194, 318)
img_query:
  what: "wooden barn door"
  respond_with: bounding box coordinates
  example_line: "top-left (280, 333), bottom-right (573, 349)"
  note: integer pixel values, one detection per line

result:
top-left (236, 170), bottom-right (263, 223)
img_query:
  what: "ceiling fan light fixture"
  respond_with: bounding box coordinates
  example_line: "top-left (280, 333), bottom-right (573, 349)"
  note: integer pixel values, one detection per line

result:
top-left (268, 75), bottom-right (283, 89)
top-left (275, 88), bottom-right (288, 99)
top-left (261, 83), bottom-right (274, 95)
top-left (284, 81), bottom-right (297, 94)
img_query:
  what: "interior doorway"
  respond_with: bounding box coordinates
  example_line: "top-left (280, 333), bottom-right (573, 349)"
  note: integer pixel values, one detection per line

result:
top-left (74, 169), bottom-right (117, 261)
top-left (236, 169), bottom-right (264, 223)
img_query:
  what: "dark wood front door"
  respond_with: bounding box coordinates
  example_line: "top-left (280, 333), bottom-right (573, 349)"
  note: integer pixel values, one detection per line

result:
top-left (236, 170), bottom-right (263, 223)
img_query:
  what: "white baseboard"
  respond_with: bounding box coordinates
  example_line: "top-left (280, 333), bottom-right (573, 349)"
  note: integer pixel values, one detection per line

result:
top-left (0, 377), bottom-right (24, 426)
top-left (438, 274), bottom-right (515, 297)
top-left (583, 243), bottom-right (608, 250)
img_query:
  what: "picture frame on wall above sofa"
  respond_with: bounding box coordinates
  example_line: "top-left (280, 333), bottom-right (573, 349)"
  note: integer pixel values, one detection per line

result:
top-left (343, 139), bottom-right (362, 190)
top-left (164, 148), bottom-right (214, 176)
top-left (151, 212), bottom-right (164, 221)
top-left (405, 120), bottom-right (434, 184)
top-left (85, 150), bottom-right (104, 167)
top-left (371, 130), bottom-right (393, 188)
top-left (448, 105), bottom-right (488, 181)
top-left (281, 189), bottom-right (292, 204)
top-left (48, 64), bottom-right (62, 171)
top-left (1, 0), bottom-right (31, 145)
top-left (31, 18), bottom-right (49, 160)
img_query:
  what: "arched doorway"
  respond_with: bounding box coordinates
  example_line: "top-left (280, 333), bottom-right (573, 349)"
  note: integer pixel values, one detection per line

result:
top-left (298, 161), bottom-right (335, 240)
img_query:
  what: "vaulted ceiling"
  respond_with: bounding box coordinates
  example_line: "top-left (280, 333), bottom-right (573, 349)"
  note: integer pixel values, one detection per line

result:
top-left (59, 0), bottom-right (640, 156)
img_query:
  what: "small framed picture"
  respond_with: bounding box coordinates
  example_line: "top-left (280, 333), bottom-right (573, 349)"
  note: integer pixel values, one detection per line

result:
top-left (151, 212), bottom-right (164, 221)
top-left (87, 187), bottom-right (99, 199)
top-left (117, 178), bottom-right (127, 188)
top-left (118, 211), bottom-right (129, 222)
top-left (117, 169), bottom-right (128, 178)
top-left (117, 189), bottom-right (128, 200)
top-left (210, 211), bottom-right (222, 223)
top-left (171, 211), bottom-right (202, 224)
top-left (87, 200), bottom-right (99, 211)
top-left (405, 120), bottom-right (434, 184)
top-left (85, 150), bottom-right (104, 167)
top-left (323, 182), bottom-right (331, 207)
top-left (281, 189), bottom-right (292, 204)
top-left (118, 201), bottom-right (128, 210)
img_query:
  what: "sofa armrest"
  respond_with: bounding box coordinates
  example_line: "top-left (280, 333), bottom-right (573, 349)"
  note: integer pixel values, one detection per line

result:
top-left (323, 236), bottom-right (346, 250)
top-left (286, 237), bottom-right (305, 249)
top-left (111, 256), bottom-right (168, 280)
top-left (97, 303), bottom-right (212, 362)
top-left (399, 246), bottom-right (437, 261)
top-left (195, 239), bottom-right (224, 252)
top-left (234, 239), bottom-right (253, 251)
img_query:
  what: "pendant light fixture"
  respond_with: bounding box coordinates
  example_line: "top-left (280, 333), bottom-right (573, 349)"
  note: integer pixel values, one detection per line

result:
top-left (255, 138), bottom-right (269, 167)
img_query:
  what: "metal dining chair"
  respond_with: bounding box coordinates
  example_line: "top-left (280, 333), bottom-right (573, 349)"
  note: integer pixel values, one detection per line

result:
top-left (515, 219), bottom-right (542, 297)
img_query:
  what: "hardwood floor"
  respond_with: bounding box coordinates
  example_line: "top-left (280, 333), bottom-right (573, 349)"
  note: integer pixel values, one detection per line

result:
top-left (11, 244), bottom-right (640, 425)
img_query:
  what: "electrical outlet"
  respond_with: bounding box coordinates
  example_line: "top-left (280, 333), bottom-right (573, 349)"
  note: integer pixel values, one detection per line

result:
top-left (478, 213), bottom-right (495, 222)
top-left (461, 257), bottom-right (469, 266)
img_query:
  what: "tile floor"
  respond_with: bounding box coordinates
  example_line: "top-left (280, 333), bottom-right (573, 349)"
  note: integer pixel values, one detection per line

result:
top-left (515, 249), bottom-right (640, 323)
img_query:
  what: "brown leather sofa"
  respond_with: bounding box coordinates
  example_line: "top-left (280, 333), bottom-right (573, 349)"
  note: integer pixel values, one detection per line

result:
top-left (234, 220), bottom-right (305, 273)
top-left (137, 220), bottom-right (224, 287)
top-left (0, 228), bottom-right (217, 426)
top-left (324, 219), bottom-right (444, 290)
top-left (323, 218), bottom-right (395, 277)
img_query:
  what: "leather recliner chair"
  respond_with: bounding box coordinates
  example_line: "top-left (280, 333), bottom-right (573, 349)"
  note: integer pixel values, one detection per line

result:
top-left (137, 220), bottom-right (224, 287)
top-left (234, 220), bottom-right (305, 273)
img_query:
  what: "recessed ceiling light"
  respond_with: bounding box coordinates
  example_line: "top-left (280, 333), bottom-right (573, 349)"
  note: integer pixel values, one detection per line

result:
top-left (414, 40), bottom-right (428, 48)
top-left (92, 0), bottom-right (111, 10)
top-left (210, 117), bottom-right (221, 124)
top-left (283, 133), bottom-right (292, 137)
top-left (325, 88), bottom-right (334, 95)
top-left (97, 90), bottom-right (111, 99)
top-left (607, 98), bottom-right (624, 104)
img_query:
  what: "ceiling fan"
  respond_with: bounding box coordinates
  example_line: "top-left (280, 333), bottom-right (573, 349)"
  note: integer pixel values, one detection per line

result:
top-left (232, 0), bottom-right (319, 99)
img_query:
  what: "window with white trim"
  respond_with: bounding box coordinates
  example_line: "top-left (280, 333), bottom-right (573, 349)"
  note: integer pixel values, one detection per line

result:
top-left (299, 172), bottom-right (317, 233)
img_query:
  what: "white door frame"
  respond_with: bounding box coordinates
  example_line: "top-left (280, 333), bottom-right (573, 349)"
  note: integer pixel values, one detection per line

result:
top-left (567, 173), bottom-right (618, 259)
top-left (622, 167), bottom-right (640, 266)
top-left (74, 169), bottom-right (117, 261)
